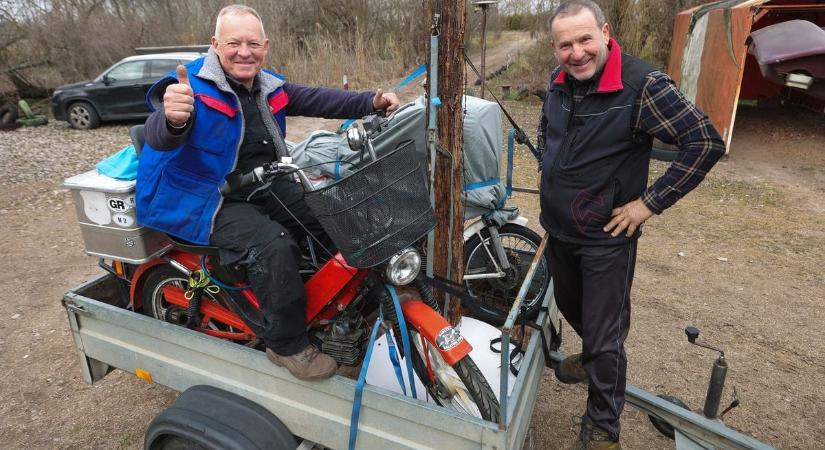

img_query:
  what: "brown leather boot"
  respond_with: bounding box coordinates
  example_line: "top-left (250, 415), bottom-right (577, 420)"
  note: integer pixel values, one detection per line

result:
top-left (571, 416), bottom-right (622, 450)
top-left (555, 353), bottom-right (588, 384)
top-left (266, 345), bottom-right (337, 381)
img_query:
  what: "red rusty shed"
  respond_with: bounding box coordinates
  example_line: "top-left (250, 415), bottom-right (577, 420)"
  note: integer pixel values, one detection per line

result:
top-left (667, 0), bottom-right (825, 150)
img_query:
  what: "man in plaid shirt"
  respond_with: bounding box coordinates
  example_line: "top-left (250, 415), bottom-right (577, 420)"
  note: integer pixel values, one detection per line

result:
top-left (536, 1), bottom-right (725, 448)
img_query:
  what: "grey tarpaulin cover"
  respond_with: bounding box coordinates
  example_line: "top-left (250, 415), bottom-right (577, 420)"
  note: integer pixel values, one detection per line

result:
top-left (290, 95), bottom-right (517, 224)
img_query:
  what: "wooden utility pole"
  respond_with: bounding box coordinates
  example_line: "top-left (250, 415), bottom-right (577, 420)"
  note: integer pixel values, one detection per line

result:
top-left (429, 0), bottom-right (466, 326)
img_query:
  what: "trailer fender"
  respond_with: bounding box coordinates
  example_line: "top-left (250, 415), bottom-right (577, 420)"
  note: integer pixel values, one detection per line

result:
top-left (401, 300), bottom-right (473, 366)
top-left (145, 385), bottom-right (296, 450)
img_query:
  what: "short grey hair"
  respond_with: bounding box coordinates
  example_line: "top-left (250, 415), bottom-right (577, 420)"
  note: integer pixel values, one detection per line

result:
top-left (214, 4), bottom-right (266, 39)
top-left (549, 0), bottom-right (607, 31)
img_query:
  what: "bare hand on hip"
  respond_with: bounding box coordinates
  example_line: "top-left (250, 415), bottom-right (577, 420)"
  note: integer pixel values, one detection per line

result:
top-left (163, 65), bottom-right (194, 127)
top-left (603, 198), bottom-right (654, 237)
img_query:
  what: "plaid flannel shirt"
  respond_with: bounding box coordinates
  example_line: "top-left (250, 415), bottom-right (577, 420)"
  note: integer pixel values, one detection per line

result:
top-left (537, 70), bottom-right (725, 214)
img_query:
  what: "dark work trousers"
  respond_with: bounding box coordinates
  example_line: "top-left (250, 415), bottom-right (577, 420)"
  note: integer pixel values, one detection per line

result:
top-left (210, 178), bottom-right (332, 356)
top-left (546, 238), bottom-right (637, 439)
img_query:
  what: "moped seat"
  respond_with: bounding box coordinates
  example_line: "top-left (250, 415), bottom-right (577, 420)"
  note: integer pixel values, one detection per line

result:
top-left (168, 235), bottom-right (221, 256)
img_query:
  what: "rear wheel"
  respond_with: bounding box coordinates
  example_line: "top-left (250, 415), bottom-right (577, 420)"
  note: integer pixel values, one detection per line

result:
top-left (407, 326), bottom-right (501, 422)
top-left (67, 101), bottom-right (100, 129)
top-left (463, 224), bottom-right (550, 325)
top-left (142, 265), bottom-right (238, 334)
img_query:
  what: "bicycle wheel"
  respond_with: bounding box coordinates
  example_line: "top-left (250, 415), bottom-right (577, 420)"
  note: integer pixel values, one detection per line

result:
top-left (463, 224), bottom-right (550, 325)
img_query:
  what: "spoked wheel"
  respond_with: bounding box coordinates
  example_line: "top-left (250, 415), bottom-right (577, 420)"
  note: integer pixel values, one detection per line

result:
top-left (407, 326), bottom-right (501, 423)
top-left (463, 224), bottom-right (550, 325)
top-left (142, 266), bottom-right (243, 336)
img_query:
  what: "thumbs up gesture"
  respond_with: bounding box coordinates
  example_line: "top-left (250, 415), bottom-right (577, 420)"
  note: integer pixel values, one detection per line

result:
top-left (163, 65), bottom-right (194, 127)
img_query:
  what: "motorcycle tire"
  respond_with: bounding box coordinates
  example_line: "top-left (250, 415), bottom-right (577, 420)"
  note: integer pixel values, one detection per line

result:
top-left (463, 224), bottom-right (550, 326)
top-left (406, 323), bottom-right (501, 423)
top-left (142, 265), bottom-right (235, 330)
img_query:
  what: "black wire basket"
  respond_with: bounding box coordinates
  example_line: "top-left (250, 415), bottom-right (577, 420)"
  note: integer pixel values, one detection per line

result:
top-left (304, 141), bottom-right (434, 268)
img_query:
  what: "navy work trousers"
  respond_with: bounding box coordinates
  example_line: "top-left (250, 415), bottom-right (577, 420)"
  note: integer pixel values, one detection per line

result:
top-left (209, 178), bottom-right (331, 355)
top-left (546, 238), bottom-right (637, 439)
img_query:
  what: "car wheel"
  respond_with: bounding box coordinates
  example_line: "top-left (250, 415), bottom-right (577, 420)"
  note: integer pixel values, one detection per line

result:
top-left (67, 101), bottom-right (100, 130)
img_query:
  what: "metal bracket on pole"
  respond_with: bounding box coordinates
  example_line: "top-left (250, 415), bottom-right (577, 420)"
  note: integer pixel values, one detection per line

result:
top-left (426, 22), bottom-right (440, 284)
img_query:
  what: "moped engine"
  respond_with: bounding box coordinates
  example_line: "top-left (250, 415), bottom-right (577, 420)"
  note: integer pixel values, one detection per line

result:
top-left (312, 316), bottom-right (368, 366)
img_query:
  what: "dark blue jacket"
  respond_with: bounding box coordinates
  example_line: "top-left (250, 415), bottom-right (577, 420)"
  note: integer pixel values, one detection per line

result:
top-left (539, 40), bottom-right (656, 245)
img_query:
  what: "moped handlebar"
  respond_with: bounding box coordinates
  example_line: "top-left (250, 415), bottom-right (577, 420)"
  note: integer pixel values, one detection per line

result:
top-left (220, 114), bottom-right (384, 196)
top-left (219, 160), bottom-right (313, 196)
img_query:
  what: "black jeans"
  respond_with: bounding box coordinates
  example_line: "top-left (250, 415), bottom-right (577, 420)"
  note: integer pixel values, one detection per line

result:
top-left (210, 178), bottom-right (331, 355)
top-left (545, 238), bottom-right (637, 439)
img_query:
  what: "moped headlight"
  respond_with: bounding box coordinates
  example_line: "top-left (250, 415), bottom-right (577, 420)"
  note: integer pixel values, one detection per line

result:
top-left (385, 248), bottom-right (421, 286)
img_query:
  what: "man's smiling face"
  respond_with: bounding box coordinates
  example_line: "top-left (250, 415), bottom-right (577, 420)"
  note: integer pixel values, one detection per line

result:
top-left (551, 8), bottom-right (610, 81)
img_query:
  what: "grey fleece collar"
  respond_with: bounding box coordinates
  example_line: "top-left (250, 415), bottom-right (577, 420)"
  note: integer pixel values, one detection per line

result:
top-left (195, 48), bottom-right (286, 96)
top-left (196, 48), bottom-right (290, 158)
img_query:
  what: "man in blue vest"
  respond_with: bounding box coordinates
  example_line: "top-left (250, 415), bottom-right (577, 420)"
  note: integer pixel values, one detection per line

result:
top-left (536, 1), bottom-right (725, 448)
top-left (137, 4), bottom-right (399, 381)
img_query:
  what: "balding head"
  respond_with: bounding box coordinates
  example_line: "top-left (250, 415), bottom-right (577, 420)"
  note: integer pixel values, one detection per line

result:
top-left (215, 4), bottom-right (266, 40)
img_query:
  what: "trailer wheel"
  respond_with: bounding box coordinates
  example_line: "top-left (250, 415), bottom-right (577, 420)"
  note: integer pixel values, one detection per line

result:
top-left (145, 385), bottom-right (296, 450)
top-left (647, 394), bottom-right (691, 440)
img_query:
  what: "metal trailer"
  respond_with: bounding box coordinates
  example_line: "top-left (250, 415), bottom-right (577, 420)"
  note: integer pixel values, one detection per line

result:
top-left (64, 270), bottom-right (776, 450)
top-left (63, 272), bottom-right (555, 449)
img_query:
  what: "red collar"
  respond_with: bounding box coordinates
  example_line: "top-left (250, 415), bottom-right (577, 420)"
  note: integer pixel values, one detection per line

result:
top-left (553, 38), bottom-right (623, 93)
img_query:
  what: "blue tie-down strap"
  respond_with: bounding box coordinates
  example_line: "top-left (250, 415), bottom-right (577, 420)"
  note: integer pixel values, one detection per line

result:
top-left (349, 316), bottom-right (382, 450)
top-left (386, 285), bottom-right (417, 399)
top-left (339, 64), bottom-right (428, 132)
top-left (464, 177), bottom-right (500, 192)
top-left (383, 318), bottom-right (407, 396)
top-left (349, 305), bottom-right (409, 449)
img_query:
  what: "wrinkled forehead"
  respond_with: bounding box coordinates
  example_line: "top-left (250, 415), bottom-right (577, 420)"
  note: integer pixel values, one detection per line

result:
top-left (215, 12), bottom-right (266, 40)
top-left (551, 9), bottom-right (601, 43)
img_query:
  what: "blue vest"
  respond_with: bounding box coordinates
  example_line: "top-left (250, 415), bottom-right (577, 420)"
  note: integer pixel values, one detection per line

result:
top-left (136, 57), bottom-right (289, 244)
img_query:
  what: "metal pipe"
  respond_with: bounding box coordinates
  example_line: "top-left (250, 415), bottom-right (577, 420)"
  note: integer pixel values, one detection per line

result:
top-left (426, 32), bottom-right (439, 283)
top-left (479, 5), bottom-right (488, 99)
top-left (703, 355), bottom-right (728, 419)
top-left (503, 233), bottom-right (549, 332)
top-left (499, 331), bottom-right (510, 430)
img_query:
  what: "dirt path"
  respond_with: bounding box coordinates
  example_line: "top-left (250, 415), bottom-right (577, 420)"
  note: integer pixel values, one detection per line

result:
top-left (468, 31), bottom-right (535, 86)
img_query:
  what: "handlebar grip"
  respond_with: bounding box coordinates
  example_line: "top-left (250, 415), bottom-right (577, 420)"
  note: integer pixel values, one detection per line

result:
top-left (220, 169), bottom-right (257, 195)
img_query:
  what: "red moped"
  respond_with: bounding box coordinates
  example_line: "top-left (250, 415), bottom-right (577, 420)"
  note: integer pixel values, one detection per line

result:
top-left (120, 132), bottom-right (500, 422)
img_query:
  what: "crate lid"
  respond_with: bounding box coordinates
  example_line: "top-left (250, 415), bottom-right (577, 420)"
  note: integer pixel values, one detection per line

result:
top-left (63, 169), bottom-right (136, 193)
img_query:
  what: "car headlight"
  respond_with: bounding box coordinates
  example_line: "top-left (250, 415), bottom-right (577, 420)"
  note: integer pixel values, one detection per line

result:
top-left (385, 248), bottom-right (421, 286)
top-left (52, 90), bottom-right (63, 98)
